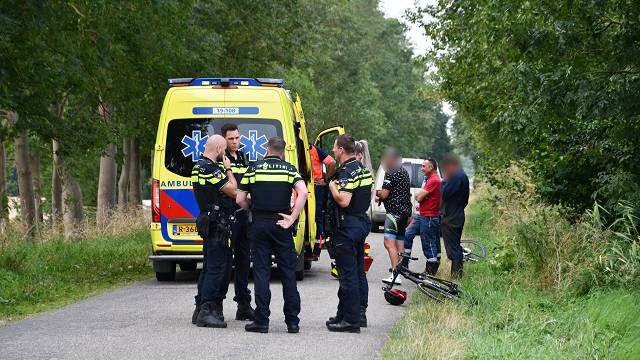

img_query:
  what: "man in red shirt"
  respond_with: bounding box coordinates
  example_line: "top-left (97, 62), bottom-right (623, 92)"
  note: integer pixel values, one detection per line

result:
top-left (402, 158), bottom-right (442, 275)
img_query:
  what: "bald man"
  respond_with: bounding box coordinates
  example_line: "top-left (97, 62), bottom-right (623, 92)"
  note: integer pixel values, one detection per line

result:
top-left (191, 134), bottom-right (238, 328)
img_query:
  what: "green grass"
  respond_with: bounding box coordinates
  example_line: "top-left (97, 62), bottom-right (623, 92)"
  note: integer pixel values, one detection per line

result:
top-left (381, 200), bottom-right (640, 359)
top-left (0, 230), bottom-right (153, 322)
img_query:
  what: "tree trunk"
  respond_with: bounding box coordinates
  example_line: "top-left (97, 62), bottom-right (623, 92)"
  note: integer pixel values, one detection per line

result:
top-left (0, 141), bottom-right (7, 236)
top-left (128, 138), bottom-right (141, 207)
top-left (14, 120), bottom-right (37, 240)
top-left (96, 143), bottom-right (117, 227)
top-left (62, 168), bottom-right (85, 239)
top-left (30, 153), bottom-right (43, 225)
top-left (52, 140), bottom-right (63, 231)
top-left (117, 138), bottom-right (131, 208)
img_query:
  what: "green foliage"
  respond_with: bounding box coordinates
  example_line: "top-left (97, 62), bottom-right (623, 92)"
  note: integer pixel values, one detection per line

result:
top-left (414, 0), bottom-right (640, 212)
top-left (0, 230), bottom-right (152, 320)
top-left (382, 199), bottom-right (640, 359)
top-left (0, 0), bottom-right (450, 208)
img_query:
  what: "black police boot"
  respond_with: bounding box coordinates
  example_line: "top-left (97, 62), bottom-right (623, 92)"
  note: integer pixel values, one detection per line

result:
top-left (451, 260), bottom-right (463, 279)
top-left (214, 301), bottom-right (226, 322)
top-left (424, 261), bottom-right (440, 276)
top-left (327, 320), bottom-right (360, 333)
top-left (360, 306), bottom-right (367, 328)
top-left (235, 300), bottom-right (255, 321)
top-left (326, 315), bottom-right (341, 326)
top-left (245, 322), bottom-right (269, 333)
top-left (286, 323), bottom-right (300, 334)
top-left (196, 302), bottom-right (227, 328)
top-left (191, 304), bottom-right (201, 325)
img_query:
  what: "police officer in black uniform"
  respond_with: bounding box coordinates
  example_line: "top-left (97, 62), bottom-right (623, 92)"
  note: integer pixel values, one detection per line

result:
top-left (220, 123), bottom-right (255, 321)
top-left (191, 135), bottom-right (237, 328)
top-left (326, 134), bottom-right (373, 333)
top-left (236, 137), bottom-right (308, 334)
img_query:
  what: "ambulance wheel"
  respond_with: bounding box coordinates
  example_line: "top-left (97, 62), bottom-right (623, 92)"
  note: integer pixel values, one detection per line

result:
top-left (295, 252), bottom-right (305, 281)
top-left (304, 260), bottom-right (312, 270)
top-left (156, 270), bottom-right (176, 282)
top-left (296, 270), bottom-right (304, 281)
top-left (179, 262), bottom-right (197, 272)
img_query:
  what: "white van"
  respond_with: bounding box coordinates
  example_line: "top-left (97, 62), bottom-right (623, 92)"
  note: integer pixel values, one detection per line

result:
top-left (370, 158), bottom-right (426, 232)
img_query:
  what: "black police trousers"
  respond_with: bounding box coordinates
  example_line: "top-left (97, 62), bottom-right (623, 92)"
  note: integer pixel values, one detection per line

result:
top-left (333, 214), bottom-right (370, 324)
top-left (250, 217), bottom-right (301, 326)
top-left (231, 211), bottom-right (251, 303)
top-left (194, 230), bottom-right (232, 305)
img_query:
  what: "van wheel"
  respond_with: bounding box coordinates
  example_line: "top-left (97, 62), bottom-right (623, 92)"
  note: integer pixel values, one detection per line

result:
top-left (304, 260), bottom-right (312, 270)
top-left (295, 270), bottom-right (304, 281)
top-left (156, 270), bottom-right (176, 281)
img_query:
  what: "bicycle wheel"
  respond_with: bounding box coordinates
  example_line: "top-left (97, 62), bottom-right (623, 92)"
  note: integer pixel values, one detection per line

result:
top-left (417, 281), bottom-right (457, 302)
top-left (461, 240), bottom-right (487, 262)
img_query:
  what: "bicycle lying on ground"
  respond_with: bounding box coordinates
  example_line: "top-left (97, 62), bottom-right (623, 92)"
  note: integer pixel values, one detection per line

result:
top-left (383, 253), bottom-right (461, 305)
top-left (462, 239), bottom-right (487, 263)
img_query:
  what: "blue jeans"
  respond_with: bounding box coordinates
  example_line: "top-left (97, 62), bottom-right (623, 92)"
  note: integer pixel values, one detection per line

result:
top-left (404, 215), bottom-right (441, 261)
top-left (333, 215), bottom-right (370, 324)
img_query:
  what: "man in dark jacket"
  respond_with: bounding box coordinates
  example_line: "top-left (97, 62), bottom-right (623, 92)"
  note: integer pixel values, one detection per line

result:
top-left (440, 154), bottom-right (469, 278)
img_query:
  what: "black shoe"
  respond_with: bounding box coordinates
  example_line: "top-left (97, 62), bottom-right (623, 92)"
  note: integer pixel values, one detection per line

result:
top-left (245, 322), bottom-right (269, 333)
top-left (191, 305), bottom-right (201, 325)
top-left (286, 323), bottom-right (300, 334)
top-left (451, 260), bottom-right (463, 279)
top-left (196, 302), bottom-right (227, 328)
top-left (326, 320), bottom-right (360, 333)
top-left (326, 316), bottom-right (341, 326)
top-left (236, 300), bottom-right (255, 321)
top-left (424, 261), bottom-right (440, 276)
top-left (360, 306), bottom-right (368, 328)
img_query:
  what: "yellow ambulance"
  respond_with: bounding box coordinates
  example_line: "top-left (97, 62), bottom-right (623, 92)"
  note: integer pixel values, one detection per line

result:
top-left (149, 77), bottom-right (343, 281)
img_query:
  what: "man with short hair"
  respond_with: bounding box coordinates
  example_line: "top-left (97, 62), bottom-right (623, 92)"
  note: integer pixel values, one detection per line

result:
top-left (191, 135), bottom-right (237, 328)
top-left (236, 137), bottom-right (308, 334)
top-left (403, 158), bottom-right (442, 275)
top-left (376, 147), bottom-right (412, 285)
top-left (326, 134), bottom-right (373, 333)
top-left (440, 153), bottom-right (470, 278)
top-left (220, 123), bottom-right (255, 321)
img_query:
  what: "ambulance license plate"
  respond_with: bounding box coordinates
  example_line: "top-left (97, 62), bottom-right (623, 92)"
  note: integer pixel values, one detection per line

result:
top-left (173, 224), bottom-right (197, 236)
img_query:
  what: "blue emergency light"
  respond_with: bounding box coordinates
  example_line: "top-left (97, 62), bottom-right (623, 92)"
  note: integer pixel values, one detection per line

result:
top-left (168, 77), bottom-right (284, 88)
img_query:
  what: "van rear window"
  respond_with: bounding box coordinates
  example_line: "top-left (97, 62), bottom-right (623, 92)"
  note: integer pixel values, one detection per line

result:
top-left (164, 118), bottom-right (283, 177)
top-left (402, 163), bottom-right (424, 188)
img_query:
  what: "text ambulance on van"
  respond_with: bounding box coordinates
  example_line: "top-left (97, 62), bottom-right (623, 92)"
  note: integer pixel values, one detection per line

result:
top-left (149, 77), bottom-right (344, 281)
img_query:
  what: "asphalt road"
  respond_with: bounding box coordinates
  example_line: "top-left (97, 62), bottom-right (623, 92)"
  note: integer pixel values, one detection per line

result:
top-left (0, 232), bottom-right (415, 360)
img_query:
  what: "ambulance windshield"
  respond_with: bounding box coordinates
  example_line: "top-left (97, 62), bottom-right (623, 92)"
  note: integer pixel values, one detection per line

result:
top-left (164, 118), bottom-right (283, 177)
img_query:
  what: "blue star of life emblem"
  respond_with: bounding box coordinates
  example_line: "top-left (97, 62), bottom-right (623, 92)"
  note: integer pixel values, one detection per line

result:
top-left (181, 130), bottom-right (208, 162)
top-left (239, 130), bottom-right (268, 161)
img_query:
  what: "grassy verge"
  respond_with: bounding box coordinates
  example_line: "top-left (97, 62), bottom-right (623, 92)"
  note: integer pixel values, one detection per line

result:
top-left (381, 199), bottom-right (640, 359)
top-left (0, 230), bottom-right (153, 322)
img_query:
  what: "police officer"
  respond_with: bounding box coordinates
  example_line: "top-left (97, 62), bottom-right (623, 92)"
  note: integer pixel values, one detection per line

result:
top-left (220, 123), bottom-right (255, 321)
top-left (326, 134), bottom-right (373, 333)
top-left (191, 135), bottom-right (237, 328)
top-left (236, 137), bottom-right (308, 334)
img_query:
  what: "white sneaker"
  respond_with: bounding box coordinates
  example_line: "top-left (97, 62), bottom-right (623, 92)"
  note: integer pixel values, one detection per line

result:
top-left (382, 275), bottom-right (402, 285)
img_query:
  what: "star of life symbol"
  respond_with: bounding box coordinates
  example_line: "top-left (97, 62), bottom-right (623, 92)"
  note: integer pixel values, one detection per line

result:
top-left (240, 130), bottom-right (268, 161)
top-left (181, 130), bottom-right (208, 162)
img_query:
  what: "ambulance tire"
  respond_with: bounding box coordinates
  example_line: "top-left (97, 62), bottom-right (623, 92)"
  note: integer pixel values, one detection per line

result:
top-left (304, 260), bottom-right (313, 270)
top-left (295, 253), bottom-right (305, 281)
top-left (156, 270), bottom-right (176, 282)
top-left (179, 262), bottom-right (197, 272)
top-left (154, 261), bottom-right (176, 281)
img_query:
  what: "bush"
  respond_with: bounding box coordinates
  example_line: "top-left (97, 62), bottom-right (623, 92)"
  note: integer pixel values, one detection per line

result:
top-left (481, 164), bottom-right (640, 292)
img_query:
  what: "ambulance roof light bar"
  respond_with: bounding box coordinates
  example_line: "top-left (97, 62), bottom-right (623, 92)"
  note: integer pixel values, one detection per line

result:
top-left (167, 77), bottom-right (284, 88)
